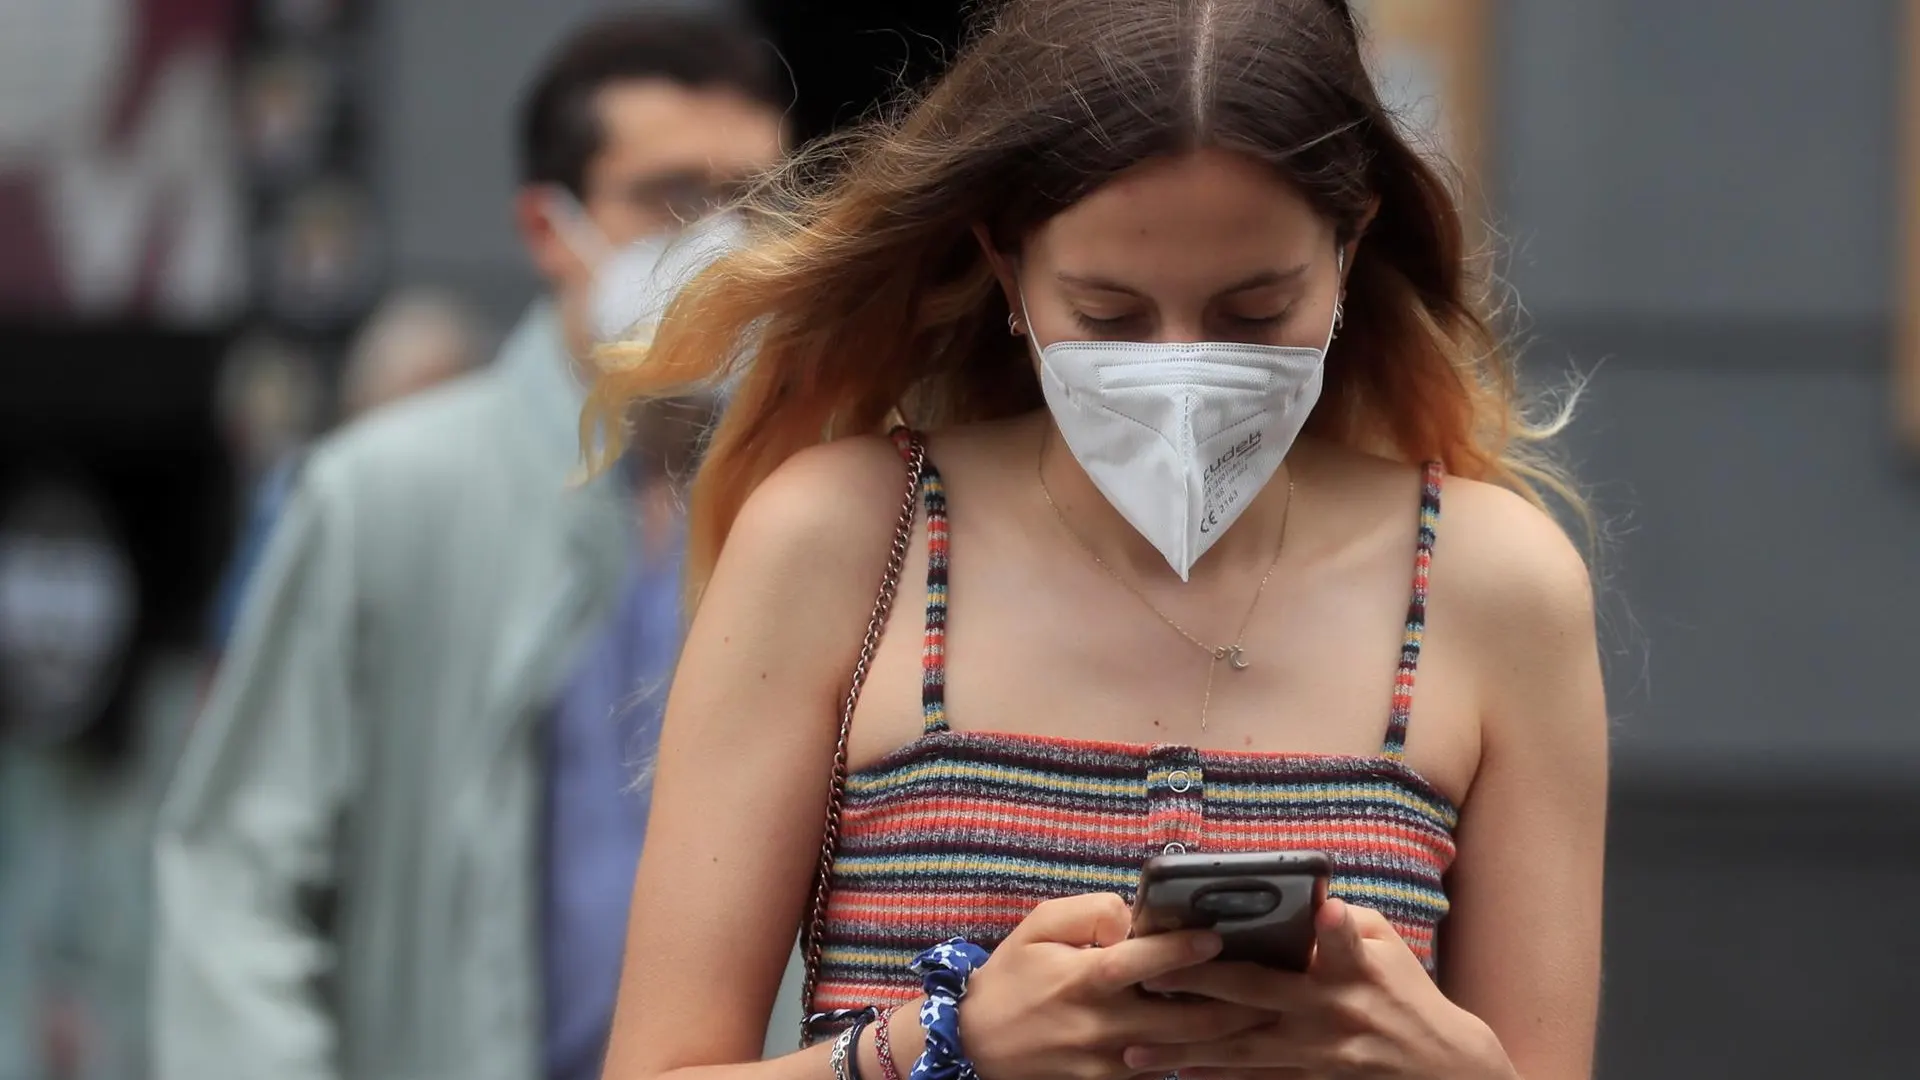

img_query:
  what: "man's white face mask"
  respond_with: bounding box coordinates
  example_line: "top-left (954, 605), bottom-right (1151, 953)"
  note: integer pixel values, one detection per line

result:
top-left (542, 190), bottom-right (746, 345)
top-left (1022, 250), bottom-right (1344, 581)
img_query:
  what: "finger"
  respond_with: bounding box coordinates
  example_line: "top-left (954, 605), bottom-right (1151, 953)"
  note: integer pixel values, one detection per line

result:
top-left (1141, 961), bottom-right (1320, 1011)
top-left (1179, 1070), bottom-right (1318, 1080)
top-left (1084, 927), bottom-right (1224, 991)
top-left (1343, 903), bottom-right (1405, 946)
top-left (1122, 1024), bottom-right (1314, 1072)
top-left (1105, 995), bottom-right (1271, 1046)
top-left (1308, 898), bottom-right (1369, 980)
top-left (1007, 893), bottom-right (1133, 948)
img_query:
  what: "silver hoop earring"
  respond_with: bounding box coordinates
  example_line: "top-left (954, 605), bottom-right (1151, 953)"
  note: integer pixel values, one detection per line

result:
top-left (1333, 299), bottom-right (1346, 332)
top-left (1008, 312), bottom-right (1024, 337)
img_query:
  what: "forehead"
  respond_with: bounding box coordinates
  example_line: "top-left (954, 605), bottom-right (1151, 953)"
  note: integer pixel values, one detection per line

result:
top-left (589, 79), bottom-right (784, 181)
top-left (1031, 148), bottom-right (1328, 275)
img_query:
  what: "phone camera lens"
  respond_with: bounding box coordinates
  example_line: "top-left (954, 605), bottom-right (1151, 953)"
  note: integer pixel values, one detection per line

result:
top-left (1192, 886), bottom-right (1281, 919)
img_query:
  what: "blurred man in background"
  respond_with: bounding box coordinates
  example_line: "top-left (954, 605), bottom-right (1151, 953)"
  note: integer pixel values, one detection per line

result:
top-left (153, 11), bottom-right (786, 1080)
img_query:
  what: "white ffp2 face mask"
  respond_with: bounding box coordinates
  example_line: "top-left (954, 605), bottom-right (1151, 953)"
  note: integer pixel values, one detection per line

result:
top-left (543, 189), bottom-right (745, 344)
top-left (1025, 256), bottom-right (1341, 581)
top-left (589, 211), bottom-right (746, 344)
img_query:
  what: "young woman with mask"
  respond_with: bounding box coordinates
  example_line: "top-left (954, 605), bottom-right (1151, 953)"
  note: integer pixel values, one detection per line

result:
top-left (590, 1), bottom-right (1606, 1078)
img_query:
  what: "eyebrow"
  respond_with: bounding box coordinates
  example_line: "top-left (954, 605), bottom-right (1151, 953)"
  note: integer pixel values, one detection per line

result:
top-left (1056, 263), bottom-right (1312, 297)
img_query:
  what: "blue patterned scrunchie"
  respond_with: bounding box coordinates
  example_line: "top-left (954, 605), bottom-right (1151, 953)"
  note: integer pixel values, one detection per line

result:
top-left (909, 938), bottom-right (991, 1080)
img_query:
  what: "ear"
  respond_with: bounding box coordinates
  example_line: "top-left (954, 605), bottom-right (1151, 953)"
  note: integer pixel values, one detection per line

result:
top-left (514, 186), bottom-right (584, 287)
top-left (972, 222), bottom-right (1022, 319)
top-left (514, 184), bottom-right (602, 288)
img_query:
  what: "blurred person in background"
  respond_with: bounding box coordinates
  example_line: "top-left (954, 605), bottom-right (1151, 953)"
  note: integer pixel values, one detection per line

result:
top-left (206, 338), bottom-right (326, 659)
top-left (152, 10), bottom-right (787, 1080)
top-left (337, 287), bottom-right (490, 421)
top-left (212, 336), bottom-right (327, 499)
top-left (207, 289), bottom-right (488, 659)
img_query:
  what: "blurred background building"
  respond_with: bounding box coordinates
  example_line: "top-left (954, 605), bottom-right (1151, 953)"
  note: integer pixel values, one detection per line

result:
top-left (1, 1), bottom-right (1916, 1078)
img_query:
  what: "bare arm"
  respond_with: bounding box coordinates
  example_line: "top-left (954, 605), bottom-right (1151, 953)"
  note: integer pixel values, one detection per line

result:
top-left (1438, 484), bottom-right (1608, 1079)
top-left (601, 436), bottom-right (923, 1080)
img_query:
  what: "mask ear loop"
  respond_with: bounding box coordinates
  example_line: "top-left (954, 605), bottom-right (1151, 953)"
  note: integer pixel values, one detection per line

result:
top-left (542, 186), bottom-right (613, 266)
top-left (1014, 278), bottom-right (1047, 365)
top-left (1327, 247), bottom-right (1348, 344)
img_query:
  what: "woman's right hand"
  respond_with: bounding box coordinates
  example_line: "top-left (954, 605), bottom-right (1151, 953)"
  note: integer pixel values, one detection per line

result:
top-left (958, 893), bottom-right (1273, 1080)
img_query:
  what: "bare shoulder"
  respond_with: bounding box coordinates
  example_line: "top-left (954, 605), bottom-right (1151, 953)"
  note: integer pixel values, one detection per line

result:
top-left (711, 434), bottom-right (917, 596)
top-left (1294, 441), bottom-right (1595, 674)
top-left (1430, 476), bottom-right (1605, 761)
top-left (692, 434), bottom-right (920, 703)
top-left (1434, 476), bottom-right (1595, 644)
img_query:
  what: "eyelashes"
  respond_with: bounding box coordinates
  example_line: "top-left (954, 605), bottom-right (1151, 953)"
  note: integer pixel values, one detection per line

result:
top-left (1068, 306), bottom-right (1296, 337)
top-left (1072, 312), bottom-right (1137, 334)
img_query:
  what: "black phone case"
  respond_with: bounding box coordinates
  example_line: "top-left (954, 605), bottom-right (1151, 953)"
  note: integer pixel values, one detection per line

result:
top-left (1129, 851), bottom-right (1331, 972)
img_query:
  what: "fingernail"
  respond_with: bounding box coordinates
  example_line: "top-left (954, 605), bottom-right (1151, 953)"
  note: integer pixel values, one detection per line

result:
top-left (1192, 931), bottom-right (1223, 958)
top-left (1141, 978), bottom-right (1170, 993)
top-left (1122, 1048), bottom-right (1154, 1070)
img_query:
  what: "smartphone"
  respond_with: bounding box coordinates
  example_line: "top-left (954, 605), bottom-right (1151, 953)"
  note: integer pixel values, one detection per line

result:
top-left (1129, 850), bottom-right (1331, 972)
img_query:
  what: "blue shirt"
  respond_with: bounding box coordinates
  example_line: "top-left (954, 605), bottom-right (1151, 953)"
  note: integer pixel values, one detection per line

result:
top-left (209, 452), bottom-right (305, 652)
top-left (542, 529), bottom-right (684, 1080)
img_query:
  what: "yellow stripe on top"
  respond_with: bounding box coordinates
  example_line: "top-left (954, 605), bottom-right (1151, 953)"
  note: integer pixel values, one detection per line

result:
top-left (833, 852), bottom-right (1141, 889)
top-left (846, 759), bottom-right (1148, 800)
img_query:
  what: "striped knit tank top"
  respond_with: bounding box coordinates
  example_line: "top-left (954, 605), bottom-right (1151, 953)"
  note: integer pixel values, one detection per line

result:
top-left (810, 435), bottom-right (1458, 1013)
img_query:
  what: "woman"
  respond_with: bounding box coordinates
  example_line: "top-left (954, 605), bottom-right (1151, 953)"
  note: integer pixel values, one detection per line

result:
top-left (591, 1), bottom-right (1605, 1078)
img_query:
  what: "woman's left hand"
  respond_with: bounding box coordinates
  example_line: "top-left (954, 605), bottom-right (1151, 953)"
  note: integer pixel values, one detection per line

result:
top-left (1122, 898), bottom-right (1519, 1079)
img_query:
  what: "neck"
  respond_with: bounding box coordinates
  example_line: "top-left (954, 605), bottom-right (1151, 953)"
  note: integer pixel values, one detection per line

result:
top-left (1032, 414), bottom-right (1299, 587)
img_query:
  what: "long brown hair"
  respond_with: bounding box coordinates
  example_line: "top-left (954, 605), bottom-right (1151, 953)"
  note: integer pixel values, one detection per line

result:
top-left (587, 0), bottom-right (1582, 602)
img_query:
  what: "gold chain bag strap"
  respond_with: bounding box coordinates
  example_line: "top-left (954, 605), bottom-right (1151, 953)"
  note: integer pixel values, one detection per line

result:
top-left (796, 432), bottom-right (928, 1047)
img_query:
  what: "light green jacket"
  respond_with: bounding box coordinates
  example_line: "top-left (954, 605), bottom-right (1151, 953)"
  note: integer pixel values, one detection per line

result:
top-left (153, 303), bottom-right (631, 1080)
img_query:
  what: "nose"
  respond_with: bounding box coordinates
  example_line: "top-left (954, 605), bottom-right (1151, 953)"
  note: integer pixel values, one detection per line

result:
top-left (1148, 316), bottom-right (1209, 345)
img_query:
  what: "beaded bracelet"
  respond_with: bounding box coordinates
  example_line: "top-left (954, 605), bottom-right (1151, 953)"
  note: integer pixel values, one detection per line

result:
top-left (874, 1006), bottom-right (903, 1080)
top-left (908, 938), bottom-right (991, 1080)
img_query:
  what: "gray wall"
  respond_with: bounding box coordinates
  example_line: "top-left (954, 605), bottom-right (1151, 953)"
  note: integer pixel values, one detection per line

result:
top-left (1498, 0), bottom-right (1919, 772)
top-left (370, 0), bottom-right (1920, 1075)
top-left (1502, 0), bottom-right (1899, 321)
top-left (1498, 1), bottom-right (1920, 1075)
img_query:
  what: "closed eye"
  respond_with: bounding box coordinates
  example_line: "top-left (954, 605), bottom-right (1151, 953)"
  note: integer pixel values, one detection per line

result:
top-left (1219, 301), bottom-right (1298, 333)
top-left (1225, 313), bottom-right (1286, 329)
top-left (1072, 312), bottom-right (1144, 335)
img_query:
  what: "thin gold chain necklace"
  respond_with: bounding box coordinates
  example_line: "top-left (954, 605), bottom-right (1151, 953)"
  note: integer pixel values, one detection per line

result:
top-left (1036, 432), bottom-right (1295, 729)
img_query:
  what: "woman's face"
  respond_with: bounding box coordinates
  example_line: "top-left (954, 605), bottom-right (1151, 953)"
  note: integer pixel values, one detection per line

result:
top-left (1003, 147), bottom-right (1348, 354)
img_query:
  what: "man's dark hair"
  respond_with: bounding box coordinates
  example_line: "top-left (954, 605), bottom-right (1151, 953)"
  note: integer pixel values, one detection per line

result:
top-left (518, 9), bottom-right (787, 197)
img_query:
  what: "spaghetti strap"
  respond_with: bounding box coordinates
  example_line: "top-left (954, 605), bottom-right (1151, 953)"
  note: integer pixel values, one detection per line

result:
top-left (1382, 462), bottom-right (1444, 761)
top-left (889, 429), bottom-right (951, 734)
